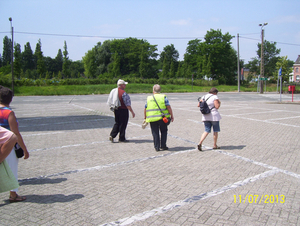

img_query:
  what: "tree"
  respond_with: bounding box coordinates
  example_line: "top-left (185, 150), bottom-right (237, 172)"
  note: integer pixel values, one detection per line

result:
top-left (35, 39), bottom-right (46, 77)
top-left (160, 44), bottom-right (179, 77)
top-left (44, 56), bottom-right (56, 76)
top-left (162, 57), bottom-right (169, 78)
top-left (139, 48), bottom-right (147, 78)
top-left (95, 41), bottom-right (111, 75)
top-left (13, 43), bottom-right (22, 79)
top-left (62, 41), bottom-right (71, 78)
top-left (245, 57), bottom-right (260, 76)
top-left (82, 49), bottom-right (97, 78)
top-left (111, 52), bottom-right (121, 77)
top-left (183, 30), bottom-right (237, 84)
top-left (2, 36), bottom-right (12, 66)
top-left (54, 49), bottom-right (63, 74)
top-left (203, 29), bottom-right (236, 84)
top-left (257, 40), bottom-right (281, 78)
top-left (110, 38), bottom-right (158, 76)
top-left (70, 60), bottom-right (84, 78)
top-left (22, 42), bottom-right (35, 72)
top-left (273, 56), bottom-right (292, 82)
top-left (184, 39), bottom-right (202, 77)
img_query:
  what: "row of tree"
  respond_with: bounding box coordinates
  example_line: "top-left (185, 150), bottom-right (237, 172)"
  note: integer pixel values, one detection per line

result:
top-left (0, 37), bottom-right (84, 80)
top-left (0, 28), bottom-right (294, 86)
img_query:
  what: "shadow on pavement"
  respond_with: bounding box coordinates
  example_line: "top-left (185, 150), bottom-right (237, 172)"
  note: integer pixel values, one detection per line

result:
top-left (17, 115), bottom-right (114, 132)
top-left (0, 194), bottom-right (84, 206)
top-left (19, 177), bottom-right (68, 186)
top-left (219, 145), bottom-right (246, 150)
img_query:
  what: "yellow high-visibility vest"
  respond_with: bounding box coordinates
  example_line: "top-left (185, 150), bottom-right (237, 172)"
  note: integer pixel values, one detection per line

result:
top-left (146, 94), bottom-right (170, 123)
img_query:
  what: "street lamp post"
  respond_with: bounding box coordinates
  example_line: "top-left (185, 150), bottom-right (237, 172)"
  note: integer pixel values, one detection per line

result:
top-left (237, 33), bottom-right (240, 92)
top-left (259, 23), bottom-right (268, 94)
top-left (9, 17), bottom-right (14, 93)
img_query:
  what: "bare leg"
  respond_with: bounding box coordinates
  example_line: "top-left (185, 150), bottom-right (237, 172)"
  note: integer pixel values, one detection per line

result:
top-left (199, 132), bottom-right (209, 145)
top-left (213, 132), bottom-right (218, 148)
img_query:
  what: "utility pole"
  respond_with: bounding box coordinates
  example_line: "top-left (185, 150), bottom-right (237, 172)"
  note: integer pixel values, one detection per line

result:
top-left (259, 23), bottom-right (268, 94)
top-left (237, 33), bottom-right (240, 92)
top-left (9, 17), bottom-right (14, 94)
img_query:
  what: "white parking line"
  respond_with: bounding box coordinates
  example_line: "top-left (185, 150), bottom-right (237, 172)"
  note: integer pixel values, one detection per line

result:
top-left (100, 169), bottom-right (279, 226)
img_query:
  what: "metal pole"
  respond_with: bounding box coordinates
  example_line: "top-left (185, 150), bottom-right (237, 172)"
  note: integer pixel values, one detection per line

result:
top-left (237, 33), bottom-right (240, 92)
top-left (9, 17), bottom-right (14, 94)
top-left (260, 28), bottom-right (264, 94)
top-left (280, 76), bottom-right (282, 102)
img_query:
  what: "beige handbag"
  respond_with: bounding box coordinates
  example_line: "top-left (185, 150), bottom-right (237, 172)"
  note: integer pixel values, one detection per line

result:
top-left (0, 159), bottom-right (19, 193)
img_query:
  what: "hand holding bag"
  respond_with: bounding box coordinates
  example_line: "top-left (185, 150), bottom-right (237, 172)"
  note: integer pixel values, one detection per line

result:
top-left (0, 159), bottom-right (19, 193)
top-left (14, 143), bottom-right (24, 158)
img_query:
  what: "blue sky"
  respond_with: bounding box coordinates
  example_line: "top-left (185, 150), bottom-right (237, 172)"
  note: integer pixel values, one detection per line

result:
top-left (1, 0), bottom-right (300, 64)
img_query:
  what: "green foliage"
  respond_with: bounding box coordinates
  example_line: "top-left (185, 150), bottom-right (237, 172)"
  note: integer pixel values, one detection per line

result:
top-left (63, 41), bottom-right (71, 78)
top-left (273, 56), bottom-right (293, 82)
top-left (2, 36), bottom-right (12, 66)
top-left (14, 43), bottom-right (22, 79)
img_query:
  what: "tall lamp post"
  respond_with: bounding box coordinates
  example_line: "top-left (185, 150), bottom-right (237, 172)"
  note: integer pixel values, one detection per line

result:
top-left (259, 23), bottom-right (267, 94)
top-left (237, 33), bottom-right (240, 92)
top-left (9, 17), bottom-right (14, 93)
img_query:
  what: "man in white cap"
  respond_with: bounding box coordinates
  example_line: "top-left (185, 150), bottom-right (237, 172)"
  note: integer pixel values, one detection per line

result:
top-left (109, 79), bottom-right (135, 142)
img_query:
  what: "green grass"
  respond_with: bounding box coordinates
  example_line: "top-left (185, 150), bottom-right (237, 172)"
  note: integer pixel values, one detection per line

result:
top-left (13, 83), bottom-right (288, 96)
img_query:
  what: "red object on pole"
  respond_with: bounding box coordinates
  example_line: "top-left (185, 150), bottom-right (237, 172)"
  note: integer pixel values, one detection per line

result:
top-left (288, 85), bottom-right (295, 102)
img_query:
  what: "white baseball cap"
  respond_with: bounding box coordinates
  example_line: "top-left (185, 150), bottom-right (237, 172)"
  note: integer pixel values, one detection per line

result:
top-left (117, 79), bottom-right (128, 85)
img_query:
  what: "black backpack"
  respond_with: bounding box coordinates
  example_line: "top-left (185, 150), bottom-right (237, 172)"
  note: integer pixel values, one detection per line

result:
top-left (198, 95), bottom-right (214, 114)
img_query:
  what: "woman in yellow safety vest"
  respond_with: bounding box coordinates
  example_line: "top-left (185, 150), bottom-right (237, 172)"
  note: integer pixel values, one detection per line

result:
top-left (144, 84), bottom-right (174, 151)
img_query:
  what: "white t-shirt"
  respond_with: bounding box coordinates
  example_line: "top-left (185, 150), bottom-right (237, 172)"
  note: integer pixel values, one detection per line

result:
top-left (201, 94), bottom-right (222, 122)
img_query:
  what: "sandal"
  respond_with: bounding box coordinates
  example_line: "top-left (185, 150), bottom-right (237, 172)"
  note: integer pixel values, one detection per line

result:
top-left (197, 144), bottom-right (202, 151)
top-left (9, 194), bottom-right (26, 203)
top-left (213, 146), bottom-right (220, 149)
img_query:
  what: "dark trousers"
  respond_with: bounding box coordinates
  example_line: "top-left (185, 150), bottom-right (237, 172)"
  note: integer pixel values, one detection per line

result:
top-left (110, 109), bottom-right (129, 141)
top-left (150, 119), bottom-right (168, 150)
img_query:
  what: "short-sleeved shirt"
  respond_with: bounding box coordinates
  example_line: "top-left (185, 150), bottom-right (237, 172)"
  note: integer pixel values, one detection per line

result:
top-left (122, 92), bottom-right (131, 106)
top-left (201, 94), bottom-right (222, 122)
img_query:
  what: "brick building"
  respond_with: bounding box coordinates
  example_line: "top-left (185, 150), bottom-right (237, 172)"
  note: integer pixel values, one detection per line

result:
top-left (292, 55), bottom-right (300, 82)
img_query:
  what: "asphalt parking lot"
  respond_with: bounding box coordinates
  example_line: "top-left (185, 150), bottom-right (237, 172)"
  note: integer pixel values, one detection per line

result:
top-left (0, 92), bottom-right (299, 226)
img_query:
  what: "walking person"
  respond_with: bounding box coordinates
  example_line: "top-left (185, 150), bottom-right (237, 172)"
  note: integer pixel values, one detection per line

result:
top-left (197, 87), bottom-right (221, 151)
top-left (144, 84), bottom-right (174, 151)
top-left (0, 86), bottom-right (29, 202)
top-left (108, 79), bottom-right (135, 142)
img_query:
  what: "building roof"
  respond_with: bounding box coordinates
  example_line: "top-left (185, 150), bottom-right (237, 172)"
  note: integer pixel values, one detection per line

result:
top-left (294, 55), bottom-right (300, 65)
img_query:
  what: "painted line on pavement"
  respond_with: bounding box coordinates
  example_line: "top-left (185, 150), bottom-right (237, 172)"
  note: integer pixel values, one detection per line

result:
top-left (222, 114), bottom-right (300, 128)
top-left (100, 169), bottom-right (279, 226)
top-left (29, 134), bottom-right (151, 152)
top-left (19, 147), bottom-right (195, 182)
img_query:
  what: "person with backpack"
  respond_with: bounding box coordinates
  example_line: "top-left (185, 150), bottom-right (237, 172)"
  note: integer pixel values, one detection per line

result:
top-left (197, 87), bottom-right (221, 151)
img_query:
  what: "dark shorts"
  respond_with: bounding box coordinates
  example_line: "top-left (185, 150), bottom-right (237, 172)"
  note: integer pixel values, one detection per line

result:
top-left (204, 121), bottom-right (220, 133)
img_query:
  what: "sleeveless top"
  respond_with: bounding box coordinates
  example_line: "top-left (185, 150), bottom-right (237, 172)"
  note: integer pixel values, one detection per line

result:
top-left (0, 107), bottom-right (13, 130)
